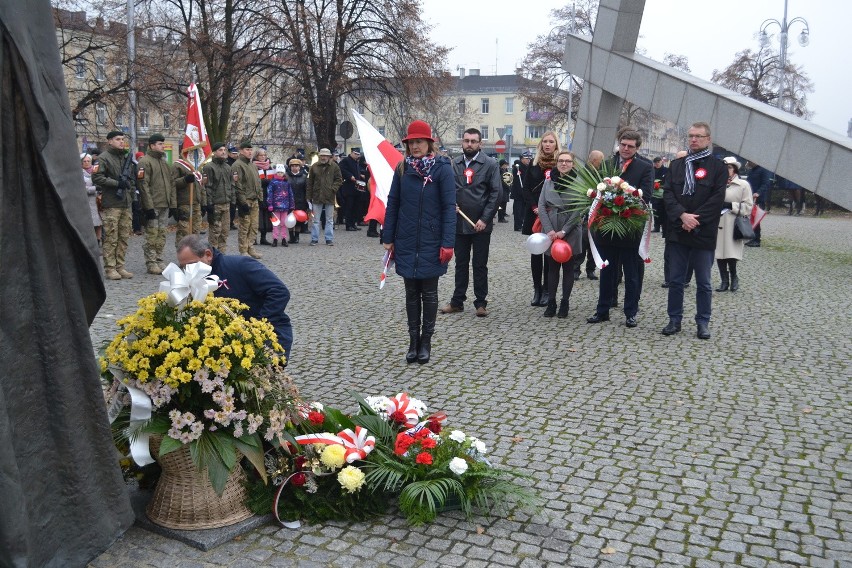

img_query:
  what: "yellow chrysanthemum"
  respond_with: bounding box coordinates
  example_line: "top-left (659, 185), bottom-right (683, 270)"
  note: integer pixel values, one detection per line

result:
top-left (320, 444), bottom-right (346, 469)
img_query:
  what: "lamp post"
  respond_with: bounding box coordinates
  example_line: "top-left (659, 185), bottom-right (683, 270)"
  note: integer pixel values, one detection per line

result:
top-left (759, 0), bottom-right (809, 112)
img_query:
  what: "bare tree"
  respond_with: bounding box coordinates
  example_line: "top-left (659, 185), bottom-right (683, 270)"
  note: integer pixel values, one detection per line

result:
top-left (711, 44), bottom-right (813, 118)
top-left (261, 0), bottom-right (449, 150)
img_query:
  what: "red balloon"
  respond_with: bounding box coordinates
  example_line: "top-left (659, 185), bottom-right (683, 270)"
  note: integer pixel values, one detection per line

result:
top-left (532, 217), bottom-right (542, 233)
top-left (550, 239), bottom-right (573, 263)
top-left (293, 209), bottom-right (308, 222)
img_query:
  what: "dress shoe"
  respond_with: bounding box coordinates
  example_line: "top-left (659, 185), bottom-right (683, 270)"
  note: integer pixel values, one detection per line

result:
top-left (354, 226), bottom-right (363, 231)
top-left (440, 303), bottom-right (463, 314)
top-left (586, 313), bottom-right (610, 324)
top-left (346, 226), bottom-right (358, 231)
top-left (626, 316), bottom-right (638, 328)
top-left (697, 323), bottom-right (711, 339)
top-left (586, 272), bottom-right (598, 280)
top-left (260, 238), bottom-right (271, 246)
top-left (661, 282), bottom-right (670, 288)
top-left (475, 306), bottom-right (488, 317)
top-left (367, 230), bottom-right (380, 237)
top-left (661, 320), bottom-right (681, 335)
top-left (745, 240), bottom-right (761, 247)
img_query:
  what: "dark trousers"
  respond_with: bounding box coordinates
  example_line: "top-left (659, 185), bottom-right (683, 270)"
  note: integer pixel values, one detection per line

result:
top-left (513, 200), bottom-right (524, 231)
top-left (343, 187), bottom-right (360, 228)
top-left (666, 241), bottom-right (714, 325)
top-left (451, 231), bottom-right (491, 308)
top-left (596, 246), bottom-right (640, 318)
top-left (546, 256), bottom-right (576, 303)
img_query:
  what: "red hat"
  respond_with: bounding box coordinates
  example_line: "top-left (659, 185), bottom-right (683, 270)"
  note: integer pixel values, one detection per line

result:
top-left (402, 120), bottom-right (434, 142)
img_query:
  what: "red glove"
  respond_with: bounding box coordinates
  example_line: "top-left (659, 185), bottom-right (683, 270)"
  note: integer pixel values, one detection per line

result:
top-left (439, 247), bottom-right (454, 265)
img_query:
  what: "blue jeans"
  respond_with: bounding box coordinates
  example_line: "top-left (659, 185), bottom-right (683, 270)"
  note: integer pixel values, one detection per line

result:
top-left (311, 202), bottom-right (335, 243)
top-left (666, 241), bottom-right (714, 325)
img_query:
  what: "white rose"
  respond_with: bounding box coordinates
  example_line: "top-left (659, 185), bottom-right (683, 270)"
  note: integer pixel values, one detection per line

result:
top-left (619, 181), bottom-right (630, 190)
top-left (449, 457), bottom-right (469, 475)
top-left (596, 182), bottom-right (606, 191)
top-left (636, 189), bottom-right (643, 198)
top-left (449, 430), bottom-right (466, 443)
top-left (610, 176), bottom-right (622, 185)
top-left (586, 189), bottom-right (595, 198)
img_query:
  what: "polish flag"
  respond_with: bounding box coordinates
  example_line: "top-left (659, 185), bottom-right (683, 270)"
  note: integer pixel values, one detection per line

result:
top-left (351, 109), bottom-right (402, 225)
top-left (182, 83), bottom-right (211, 162)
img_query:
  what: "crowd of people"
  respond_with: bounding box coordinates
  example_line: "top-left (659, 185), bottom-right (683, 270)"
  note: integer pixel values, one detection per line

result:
top-left (84, 119), bottom-right (813, 365)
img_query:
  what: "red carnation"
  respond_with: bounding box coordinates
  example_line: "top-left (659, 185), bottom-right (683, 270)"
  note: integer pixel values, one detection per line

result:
top-left (600, 207), bottom-right (612, 217)
top-left (415, 452), bottom-right (433, 465)
top-left (426, 420), bottom-right (442, 434)
top-left (395, 433), bottom-right (414, 455)
top-left (389, 410), bottom-right (408, 425)
top-left (420, 437), bottom-right (437, 449)
top-left (613, 195), bottom-right (625, 206)
top-left (632, 190), bottom-right (640, 197)
top-left (414, 428), bottom-right (430, 440)
top-left (620, 209), bottom-right (632, 218)
top-left (291, 472), bottom-right (306, 487)
top-left (307, 411), bottom-right (324, 426)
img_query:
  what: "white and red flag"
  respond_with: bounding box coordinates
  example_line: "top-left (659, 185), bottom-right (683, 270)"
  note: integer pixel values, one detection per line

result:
top-left (351, 109), bottom-right (402, 225)
top-left (182, 83), bottom-right (211, 161)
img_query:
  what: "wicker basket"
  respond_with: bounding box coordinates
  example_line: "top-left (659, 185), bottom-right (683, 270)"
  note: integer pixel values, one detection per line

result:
top-left (146, 436), bottom-right (254, 530)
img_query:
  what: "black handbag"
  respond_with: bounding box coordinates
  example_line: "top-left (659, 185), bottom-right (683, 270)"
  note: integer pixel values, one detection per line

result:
top-left (732, 203), bottom-right (755, 241)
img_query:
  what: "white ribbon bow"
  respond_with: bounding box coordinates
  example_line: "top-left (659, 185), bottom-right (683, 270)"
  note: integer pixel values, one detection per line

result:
top-left (159, 262), bottom-right (221, 307)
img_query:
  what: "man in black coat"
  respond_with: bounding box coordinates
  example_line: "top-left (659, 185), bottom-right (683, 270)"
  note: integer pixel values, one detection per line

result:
top-left (662, 121), bottom-right (727, 339)
top-left (587, 130), bottom-right (654, 328)
top-left (440, 128), bottom-right (501, 317)
top-left (511, 151), bottom-right (532, 231)
top-left (339, 148), bottom-right (366, 231)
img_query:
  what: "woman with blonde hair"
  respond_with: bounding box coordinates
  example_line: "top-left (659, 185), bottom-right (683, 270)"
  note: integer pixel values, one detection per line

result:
top-left (522, 131), bottom-right (561, 307)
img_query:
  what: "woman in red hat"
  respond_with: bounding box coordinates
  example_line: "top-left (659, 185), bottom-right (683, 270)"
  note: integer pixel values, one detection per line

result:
top-left (382, 120), bottom-right (457, 364)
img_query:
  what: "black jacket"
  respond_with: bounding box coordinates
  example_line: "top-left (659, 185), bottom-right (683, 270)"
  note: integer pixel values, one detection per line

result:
top-left (663, 154), bottom-right (727, 250)
top-left (451, 152), bottom-right (501, 234)
top-left (521, 164), bottom-right (550, 235)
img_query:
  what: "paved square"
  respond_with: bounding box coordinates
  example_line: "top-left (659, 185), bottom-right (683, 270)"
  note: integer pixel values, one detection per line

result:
top-left (90, 212), bottom-right (851, 567)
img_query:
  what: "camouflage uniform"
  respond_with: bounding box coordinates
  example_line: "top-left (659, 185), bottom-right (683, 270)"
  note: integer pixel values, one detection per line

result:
top-left (173, 159), bottom-right (203, 248)
top-left (204, 156), bottom-right (235, 252)
top-left (92, 146), bottom-right (136, 279)
top-left (232, 155), bottom-right (264, 258)
top-left (138, 149), bottom-right (177, 272)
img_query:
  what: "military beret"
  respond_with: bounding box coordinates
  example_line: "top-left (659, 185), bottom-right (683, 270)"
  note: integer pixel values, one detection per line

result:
top-left (239, 140), bottom-right (253, 149)
top-left (106, 130), bottom-right (125, 140)
top-left (212, 142), bottom-right (226, 151)
top-left (148, 133), bottom-right (165, 144)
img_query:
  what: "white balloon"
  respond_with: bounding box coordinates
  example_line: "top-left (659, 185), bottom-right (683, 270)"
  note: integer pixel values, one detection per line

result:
top-left (284, 212), bottom-right (298, 228)
top-left (525, 233), bottom-right (551, 255)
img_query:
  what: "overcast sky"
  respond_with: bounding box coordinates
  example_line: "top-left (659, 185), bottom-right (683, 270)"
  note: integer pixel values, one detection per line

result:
top-left (421, 0), bottom-right (849, 136)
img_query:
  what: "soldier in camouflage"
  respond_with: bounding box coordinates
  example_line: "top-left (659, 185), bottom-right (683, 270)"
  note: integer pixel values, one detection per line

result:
top-left (137, 133), bottom-right (177, 274)
top-left (203, 142), bottom-right (235, 253)
top-left (232, 140), bottom-right (264, 259)
top-left (92, 130), bottom-right (136, 280)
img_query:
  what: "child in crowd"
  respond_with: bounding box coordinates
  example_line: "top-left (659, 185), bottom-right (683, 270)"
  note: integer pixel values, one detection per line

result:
top-left (267, 164), bottom-right (295, 247)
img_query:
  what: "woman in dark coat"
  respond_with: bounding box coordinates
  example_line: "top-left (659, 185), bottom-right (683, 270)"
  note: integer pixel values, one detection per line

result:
top-left (286, 158), bottom-right (309, 243)
top-left (254, 148), bottom-right (273, 245)
top-left (382, 120), bottom-right (457, 364)
top-left (522, 131), bottom-right (560, 307)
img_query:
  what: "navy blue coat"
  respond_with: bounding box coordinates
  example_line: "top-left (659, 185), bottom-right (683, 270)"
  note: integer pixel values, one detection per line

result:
top-left (210, 249), bottom-right (293, 360)
top-left (382, 156), bottom-right (457, 279)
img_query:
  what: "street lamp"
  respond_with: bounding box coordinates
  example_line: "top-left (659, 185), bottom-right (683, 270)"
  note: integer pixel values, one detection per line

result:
top-left (759, 0), bottom-right (809, 112)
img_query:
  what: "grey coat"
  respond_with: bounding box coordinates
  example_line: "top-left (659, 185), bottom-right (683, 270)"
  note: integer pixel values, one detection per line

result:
top-left (538, 174), bottom-right (583, 257)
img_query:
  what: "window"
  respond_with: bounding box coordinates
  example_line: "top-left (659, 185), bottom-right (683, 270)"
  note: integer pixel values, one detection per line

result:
top-left (162, 111), bottom-right (171, 130)
top-left (139, 107), bottom-right (149, 129)
top-left (96, 103), bottom-right (106, 125)
top-left (505, 97), bottom-right (514, 114)
top-left (244, 117), bottom-right (250, 134)
top-left (256, 86), bottom-right (263, 104)
top-left (480, 98), bottom-right (489, 114)
top-left (376, 100), bottom-right (385, 116)
top-left (456, 124), bottom-right (465, 140)
top-left (115, 64), bottom-right (123, 84)
top-left (526, 125), bottom-right (544, 139)
top-left (95, 57), bottom-right (106, 82)
top-left (75, 58), bottom-right (85, 79)
top-left (357, 103), bottom-right (365, 114)
top-left (377, 125), bottom-right (385, 137)
top-left (480, 125), bottom-right (489, 140)
top-left (115, 106), bottom-right (126, 127)
top-left (458, 98), bottom-right (466, 114)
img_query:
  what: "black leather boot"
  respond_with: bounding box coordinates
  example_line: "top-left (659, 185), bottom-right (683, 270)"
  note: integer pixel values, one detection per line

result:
top-left (538, 290), bottom-right (550, 307)
top-left (543, 300), bottom-right (557, 317)
top-left (530, 285), bottom-right (542, 306)
top-left (404, 283), bottom-right (421, 364)
top-left (557, 299), bottom-right (569, 318)
top-left (418, 286), bottom-right (438, 364)
top-left (716, 261), bottom-right (729, 292)
top-left (729, 261), bottom-right (739, 291)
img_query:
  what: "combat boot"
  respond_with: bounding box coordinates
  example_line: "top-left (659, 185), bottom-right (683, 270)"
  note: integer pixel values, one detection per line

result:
top-left (117, 267), bottom-right (134, 279)
top-left (105, 268), bottom-right (122, 281)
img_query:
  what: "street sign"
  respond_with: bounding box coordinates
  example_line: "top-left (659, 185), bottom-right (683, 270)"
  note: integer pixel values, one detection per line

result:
top-left (339, 120), bottom-right (354, 139)
top-left (495, 139), bottom-right (507, 153)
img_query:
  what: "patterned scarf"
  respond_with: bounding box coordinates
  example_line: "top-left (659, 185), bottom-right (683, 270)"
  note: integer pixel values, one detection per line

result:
top-left (683, 147), bottom-right (711, 196)
top-left (537, 153), bottom-right (556, 171)
top-left (405, 154), bottom-right (436, 183)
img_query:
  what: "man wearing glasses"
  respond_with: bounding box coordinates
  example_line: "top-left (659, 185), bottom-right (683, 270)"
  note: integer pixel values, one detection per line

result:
top-left (587, 130), bottom-right (653, 329)
top-left (662, 122), bottom-right (727, 339)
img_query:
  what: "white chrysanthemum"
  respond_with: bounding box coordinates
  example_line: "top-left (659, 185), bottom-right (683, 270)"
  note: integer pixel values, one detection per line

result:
top-left (449, 430), bottom-right (466, 443)
top-left (449, 457), bottom-right (469, 475)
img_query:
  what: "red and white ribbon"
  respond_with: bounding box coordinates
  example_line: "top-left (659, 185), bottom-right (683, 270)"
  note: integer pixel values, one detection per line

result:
top-left (338, 427), bottom-right (376, 463)
top-left (587, 194), bottom-right (609, 270)
top-left (386, 393), bottom-right (421, 428)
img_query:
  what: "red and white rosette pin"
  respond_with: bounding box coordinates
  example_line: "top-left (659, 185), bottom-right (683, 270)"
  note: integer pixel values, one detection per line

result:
top-left (695, 168), bottom-right (707, 180)
top-left (464, 167), bottom-right (474, 185)
top-left (544, 169), bottom-right (552, 180)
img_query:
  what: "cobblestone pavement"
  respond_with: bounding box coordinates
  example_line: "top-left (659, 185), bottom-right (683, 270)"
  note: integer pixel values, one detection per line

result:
top-left (90, 210), bottom-right (851, 567)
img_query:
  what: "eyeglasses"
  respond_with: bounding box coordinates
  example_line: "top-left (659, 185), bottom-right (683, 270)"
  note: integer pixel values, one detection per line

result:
top-left (687, 134), bottom-right (709, 139)
top-left (557, 159), bottom-right (574, 164)
top-left (619, 143), bottom-right (637, 149)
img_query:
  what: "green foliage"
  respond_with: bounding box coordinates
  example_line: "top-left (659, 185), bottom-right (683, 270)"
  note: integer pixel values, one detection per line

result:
top-left (399, 478), bottom-right (465, 525)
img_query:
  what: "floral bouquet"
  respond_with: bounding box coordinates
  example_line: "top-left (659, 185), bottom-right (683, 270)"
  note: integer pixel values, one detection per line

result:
top-left (653, 179), bottom-right (663, 200)
top-left (560, 163), bottom-right (650, 239)
top-left (247, 392), bottom-right (536, 526)
top-left (102, 266), bottom-right (300, 496)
